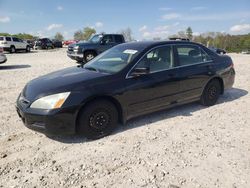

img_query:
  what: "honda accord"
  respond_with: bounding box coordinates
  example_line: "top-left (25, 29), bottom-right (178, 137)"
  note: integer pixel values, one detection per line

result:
top-left (16, 41), bottom-right (235, 139)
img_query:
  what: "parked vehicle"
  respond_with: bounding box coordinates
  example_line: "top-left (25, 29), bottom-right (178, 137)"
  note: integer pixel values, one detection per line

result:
top-left (25, 39), bottom-right (35, 49)
top-left (0, 47), bottom-right (7, 64)
top-left (209, 47), bottom-right (226, 54)
top-left (16, 41), bottom-right (235, 139)
top-left (52, 39), bottom-right (63, 48)
top-left (34, 38), bottom-right (54, 50)
top-left (67, 34), bottom-right (125, 63)
top-left (241, 50), bottom-right (250, 54)
top-left (63, 40), bottom-right (78, 46)
top-left (169, 37), bottom-right (190, 41)
top-left (0, 36), bottom-right (31, 53)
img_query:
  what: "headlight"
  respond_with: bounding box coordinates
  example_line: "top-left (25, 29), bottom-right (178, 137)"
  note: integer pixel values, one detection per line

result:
top-left (30, 92), bottom-right (70, 110)
top-left (73, 46), bottom-right (79, 51)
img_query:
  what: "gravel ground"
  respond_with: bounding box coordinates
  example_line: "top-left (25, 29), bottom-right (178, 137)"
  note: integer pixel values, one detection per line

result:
top-left (0, 49), bottom-right (249, 188)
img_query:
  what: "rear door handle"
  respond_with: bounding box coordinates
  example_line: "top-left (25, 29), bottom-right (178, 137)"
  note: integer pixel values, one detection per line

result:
top-left (168, 73), bottom-right (177, 77)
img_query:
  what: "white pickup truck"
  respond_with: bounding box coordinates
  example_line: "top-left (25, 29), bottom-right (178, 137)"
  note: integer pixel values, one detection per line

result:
top-left (0, 36), bottom-right (31, 53)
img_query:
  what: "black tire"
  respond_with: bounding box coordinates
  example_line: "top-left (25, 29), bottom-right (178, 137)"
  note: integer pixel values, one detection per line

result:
top-left (10, 46), bottom-right (15, 53)
top-left (84, 51), bottom-right (96, 62)
top-left (26, 45), bottom-right (30, 52)
top-left (200, 79), bottom-right (221, 106)
top-left (77, 100), bottom-right (118, 139)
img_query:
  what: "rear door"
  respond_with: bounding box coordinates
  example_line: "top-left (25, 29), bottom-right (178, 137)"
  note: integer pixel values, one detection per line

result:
top-left (174, 44), bottom-right (214, 102)
top-left (12, 37), bottom-right (20, 49)
top-left (18, 38), bottom-right (26, 49)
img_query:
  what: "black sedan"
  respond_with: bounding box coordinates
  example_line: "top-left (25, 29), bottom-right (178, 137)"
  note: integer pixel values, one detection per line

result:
top-left (16, 41), bottom-right (235, 139)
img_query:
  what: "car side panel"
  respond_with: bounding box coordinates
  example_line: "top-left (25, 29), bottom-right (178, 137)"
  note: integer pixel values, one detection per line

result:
top-left (177, 62), bottom-right (213, 102)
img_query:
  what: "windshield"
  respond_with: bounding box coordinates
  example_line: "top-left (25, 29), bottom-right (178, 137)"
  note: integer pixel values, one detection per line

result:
top-left (84, 46), bottom-right (140, 74)
top-left (88, 35), bottom-right (102, 43)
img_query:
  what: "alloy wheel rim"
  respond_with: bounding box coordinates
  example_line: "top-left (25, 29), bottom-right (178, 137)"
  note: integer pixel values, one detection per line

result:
top-left (89, 110), bottom-right (110, 131)
top-left (208, 86), bottom-right (217, 99)
top-left (86, 54), bottom-right (94, 61)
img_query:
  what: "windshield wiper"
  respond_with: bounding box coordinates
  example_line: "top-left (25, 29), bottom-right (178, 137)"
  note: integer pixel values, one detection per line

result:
top-left (84, 66), bottom-right (99, 72)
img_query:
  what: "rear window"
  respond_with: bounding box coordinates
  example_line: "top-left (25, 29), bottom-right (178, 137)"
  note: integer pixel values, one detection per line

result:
top-left (13, 37), bottom-right (19, 42)
top-left (0, 37), bottom-right (4, 41)
top-left (6, 37), bottom-right (11, 41)
top-left (114, 35), bottom-right (124, 43)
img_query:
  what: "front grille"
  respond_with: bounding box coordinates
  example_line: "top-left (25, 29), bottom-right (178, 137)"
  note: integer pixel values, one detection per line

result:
top-left (68, 46), bottom-right (73, 52)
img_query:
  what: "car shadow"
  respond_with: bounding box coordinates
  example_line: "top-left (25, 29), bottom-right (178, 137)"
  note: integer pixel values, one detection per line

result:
top-left (48, 88), bottom-right (248, 143)
top-left (4, 51), bottom-right (38, 54)
top-left (0, 65), bottom-right (31, 70)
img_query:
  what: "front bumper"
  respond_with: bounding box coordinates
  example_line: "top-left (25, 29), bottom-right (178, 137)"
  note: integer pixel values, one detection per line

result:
top-left (16, 98), bottom-right (78, 135)
top-left (67, 51), bottom-right (84, 61)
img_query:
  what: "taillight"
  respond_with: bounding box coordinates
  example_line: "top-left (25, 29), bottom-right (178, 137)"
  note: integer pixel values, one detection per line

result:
top-left (0, 47), bottom-right (3, 53)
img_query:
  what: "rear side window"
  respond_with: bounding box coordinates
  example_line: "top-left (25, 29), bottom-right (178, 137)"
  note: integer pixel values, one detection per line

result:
top-left (102, 35), bottom-right (114, 44)
top-left (0, 37), bottom-right (4, 41)
top-left (13, 37), bottom-right (19, 42)
top-left (6, 37), bottom-right (11, 41)
top-left (114, 35), bottom-right (124, 43)
top-left (176, 45), bottom-right (203, 66)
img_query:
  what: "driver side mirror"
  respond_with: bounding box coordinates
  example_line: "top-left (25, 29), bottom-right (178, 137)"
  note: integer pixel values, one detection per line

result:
top-left (100, 40), bottom-right (106, 45)
top-left (130, 67), bottom-right (149, 77)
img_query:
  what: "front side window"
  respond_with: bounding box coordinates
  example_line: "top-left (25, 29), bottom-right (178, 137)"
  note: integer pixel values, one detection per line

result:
top-left (89, 35), bottom-right (102, 43)
top-left (176, 45), bottom-right (211, 66)
top-left (135, 46), bottom-right (173, 73)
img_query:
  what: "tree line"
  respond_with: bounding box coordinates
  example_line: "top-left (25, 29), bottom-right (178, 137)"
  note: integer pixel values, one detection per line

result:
top-left (0, 32), bottom-right (64, 41)
top-left (170, 27), bottom-right (250, 52)
top-left (1, 27), bottom-right (249, 52)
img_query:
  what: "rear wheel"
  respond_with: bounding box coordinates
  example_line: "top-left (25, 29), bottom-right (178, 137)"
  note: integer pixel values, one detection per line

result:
top-left (200, 79), bottom-right (221, 106)
top-left (84, 51), bottom-right (95, 62)
top-left (26, 46), bottom-right (30, 52)
top-left (10, 46), bottom-right (15, 53)
top-left (77, 100), bottom-right (118, 139)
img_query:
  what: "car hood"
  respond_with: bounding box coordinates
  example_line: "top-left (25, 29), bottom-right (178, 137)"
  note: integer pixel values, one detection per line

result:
top-left (69, 42), bottom-right (94, 48)
top-left (23, 66), bottom-right (107, 101)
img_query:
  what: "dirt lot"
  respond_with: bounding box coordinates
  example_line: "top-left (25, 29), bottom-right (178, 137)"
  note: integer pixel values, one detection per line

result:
top-left (0, 49), bottom-right (249, 188)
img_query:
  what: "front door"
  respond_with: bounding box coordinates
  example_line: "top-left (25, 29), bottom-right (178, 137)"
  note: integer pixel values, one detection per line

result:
top-left (98, 35), bottom-right (116, 53)
top-left (123, 45), bottom-right (181, 118)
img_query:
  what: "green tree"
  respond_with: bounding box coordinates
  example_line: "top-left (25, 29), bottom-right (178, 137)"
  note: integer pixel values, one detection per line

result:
top-left (119, 27), bottom-right (133, 42)
top-left (54, 32), bottom-right (64, 41)
top-left (186, 27), bottom-right (193, 40)
top-left (82, 27), bottom-right (96, 40)
top-left (74, 30), bottom-right (83, 41)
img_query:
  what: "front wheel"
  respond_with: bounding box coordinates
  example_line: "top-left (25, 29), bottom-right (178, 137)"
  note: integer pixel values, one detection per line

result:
top-left (84, 51), bottom-right (95, 62)
top-left (200, 79), bottom-right (221, 106)
top-left (77, 100), bottom-right (118, 139)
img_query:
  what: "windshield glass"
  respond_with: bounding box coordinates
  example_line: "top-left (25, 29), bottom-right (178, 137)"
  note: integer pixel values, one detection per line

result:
top-left (84, 46), bottom-right (140, 74)
top-left (88, 35), bottom-right (102, 43)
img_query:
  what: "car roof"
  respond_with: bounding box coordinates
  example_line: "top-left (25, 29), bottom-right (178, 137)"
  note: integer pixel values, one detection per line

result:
top-left (116, 40), bottom-right (204, 51)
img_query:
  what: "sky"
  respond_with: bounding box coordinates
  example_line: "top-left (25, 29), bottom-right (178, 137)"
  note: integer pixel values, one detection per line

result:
top-left (0, 0), bottom-right (250, 40)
